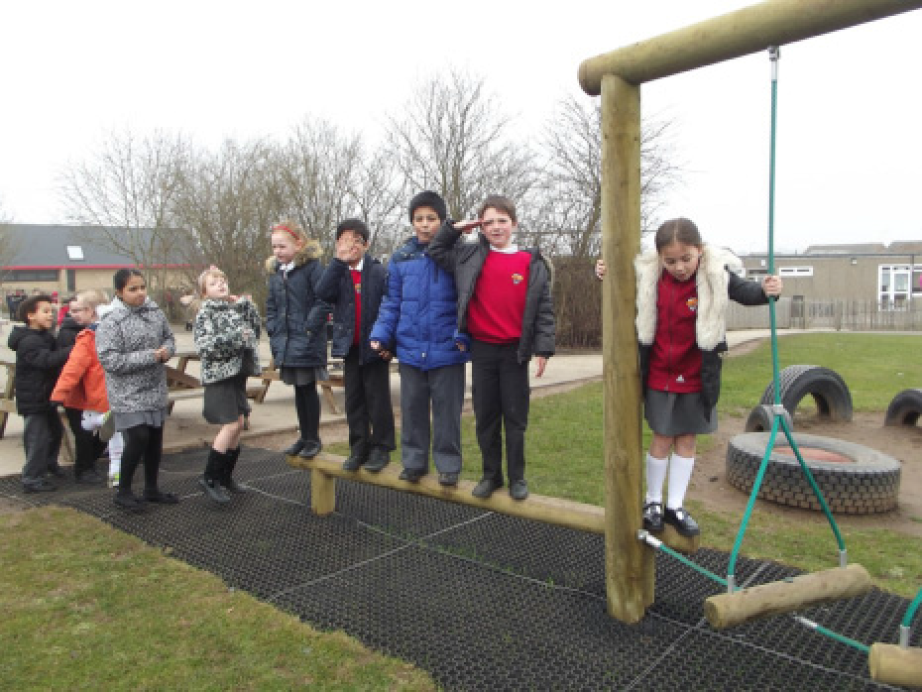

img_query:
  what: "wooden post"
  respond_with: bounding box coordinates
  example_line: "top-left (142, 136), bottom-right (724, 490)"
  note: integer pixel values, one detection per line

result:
top-left (600, 74), bottom-right (652, 623)
top-left (310, 467), bottom-right (336, 515)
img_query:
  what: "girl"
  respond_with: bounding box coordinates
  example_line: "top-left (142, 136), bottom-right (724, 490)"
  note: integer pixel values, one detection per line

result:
top-left (50, 290), bottom-right (119, 485)
top-left (192, 266), bottom-right (261, 504)
top-left (96, 269), bottom-right (178, 512)
top-left (597, 218), bottom-right (782, 536)
top-left (265, 220), bottom-right (329, 459)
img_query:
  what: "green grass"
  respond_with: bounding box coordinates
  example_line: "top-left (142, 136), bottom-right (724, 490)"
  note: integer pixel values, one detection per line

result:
top-left (328, 333), bottom-right (922, 597)
top-left (0, 506), bottom-right (435, 691)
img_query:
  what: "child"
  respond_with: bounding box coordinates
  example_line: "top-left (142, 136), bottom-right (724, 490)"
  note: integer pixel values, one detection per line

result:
top-left (265, 220), bottom-right (330, 459)
top-left (370, 191), bottom-right (469, 486)
top-left (316, 219), bottom-right (395, 472)
top-left (596, 217), bottom-right (783, 536)
top-left (8, 294), bottom-right (74, 493)
top-left (192, 266), bottom-right (262, 503)
top-left (431, 194), bottom-right (555, 501)
top-left (50, 290), bottom-right (111, 484)
top-left (96, 269), bottom-right (178, 511)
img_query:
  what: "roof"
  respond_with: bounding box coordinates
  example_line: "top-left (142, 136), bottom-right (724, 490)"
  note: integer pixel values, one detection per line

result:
top-left (0, 224), bottom-right (187, 269)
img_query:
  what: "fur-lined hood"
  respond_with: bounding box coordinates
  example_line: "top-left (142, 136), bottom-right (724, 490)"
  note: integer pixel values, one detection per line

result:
top-left (635, 244), bottom-right (743, 351)
top-left (264, 238), bottom-right (323, 274)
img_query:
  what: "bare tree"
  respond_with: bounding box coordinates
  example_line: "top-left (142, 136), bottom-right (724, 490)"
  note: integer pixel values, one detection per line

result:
top-left (171, 138), bottom-right (284, 308)
top-left (58, 129), bottom-right (191, 303)
top-left (385, 69), bottom-right (538, 221)
top-left (0, 197), bottom-right (22, 289)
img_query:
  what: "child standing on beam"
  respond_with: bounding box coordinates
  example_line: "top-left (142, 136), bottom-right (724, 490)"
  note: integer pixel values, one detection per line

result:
top-left (431, 194), bottom-right (556, 501)
top-left (597, 218), bottom-right (783, 536)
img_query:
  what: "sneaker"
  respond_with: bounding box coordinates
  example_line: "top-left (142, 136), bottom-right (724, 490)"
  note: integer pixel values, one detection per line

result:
top-left (472, 478), bottom-right (502, 499)
top-left (509, 480), bottom-right (529, 501)
top-left (399, 467), bottom-right (426, 483)
top-left (23, 479), bottom-right (57, 494)
top-left (438, 472), bottom-right (459, 487)
top-left (99, 412), bottom-right (115, 443)
top-left (642, 502), bottom-right (664, 534)
top-left (664, 507), bottom-right (700, 537)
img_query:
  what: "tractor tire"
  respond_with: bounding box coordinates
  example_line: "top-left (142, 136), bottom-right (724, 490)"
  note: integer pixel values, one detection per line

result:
top-left (884, 389), bottom-right (922, 427)
top-left (744, 404), bottom-right (794, 433)
top-left (759, 365), bottom-right (853, 421)
top-left (726, 432), bottom-right (900, 515)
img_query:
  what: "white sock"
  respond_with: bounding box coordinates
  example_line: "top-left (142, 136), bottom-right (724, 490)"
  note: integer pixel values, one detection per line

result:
top-left (644, 454), bottom-right (668, 504)
top-left (666, 454), bottom-right (695, 510)
top-left (108, 432), bottom-right (124, 476)
top-left (81, 410), bottom-right (105, 432)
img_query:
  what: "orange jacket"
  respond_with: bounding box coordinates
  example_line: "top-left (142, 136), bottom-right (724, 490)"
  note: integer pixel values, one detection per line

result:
top-left (51, 327), bottom-right (109, 411)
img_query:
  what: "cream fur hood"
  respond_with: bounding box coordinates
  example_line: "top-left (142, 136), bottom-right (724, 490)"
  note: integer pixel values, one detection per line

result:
top-left (635, 244), bottom-right (744, 351)
top-left (264, 237), bottom-right (323, 274)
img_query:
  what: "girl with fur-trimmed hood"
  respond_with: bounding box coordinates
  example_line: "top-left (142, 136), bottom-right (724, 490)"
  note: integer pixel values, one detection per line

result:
top-left (265, 220), bottom-right (330, 460)
top-left (598, 218), bottom-right (782, 538)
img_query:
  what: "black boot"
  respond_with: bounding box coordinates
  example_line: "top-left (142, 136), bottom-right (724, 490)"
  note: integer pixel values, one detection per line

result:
top-left (198, 448), bottom-right (231, 504)
top-left (222, 447), bottom-right (247, 494)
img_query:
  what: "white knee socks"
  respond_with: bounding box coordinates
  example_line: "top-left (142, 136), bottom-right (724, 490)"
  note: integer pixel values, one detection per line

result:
top-left (666, 454), bottom-right (695, 510)
top-left (644, 454), bottom-right (669, 504)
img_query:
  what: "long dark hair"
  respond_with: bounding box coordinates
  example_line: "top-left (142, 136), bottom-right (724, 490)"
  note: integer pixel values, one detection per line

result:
top-left (654, 218), bottom-right (702, 253)
top-left (113, 268), bottom-right (145, 292)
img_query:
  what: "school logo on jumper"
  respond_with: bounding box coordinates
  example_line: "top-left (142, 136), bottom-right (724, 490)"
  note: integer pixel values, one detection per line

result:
top-left (676, 375), bottom-right (685, 383)
top-left (511, 273), bottom-right (524, 285)
top-left (354, 282), bottom-right (361, 295)
top-left (686, 297), bottom-right (698, 312)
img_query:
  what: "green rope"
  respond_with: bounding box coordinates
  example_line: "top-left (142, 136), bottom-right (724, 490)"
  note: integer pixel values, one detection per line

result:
top-left (795, 616), bottom-right (871, 655)
top-left (726, 46), bottom-right (846, 587)
top-left (902, 588), bottom-right (922, 629)
top-left (647, 538), bottom-right (728, 588)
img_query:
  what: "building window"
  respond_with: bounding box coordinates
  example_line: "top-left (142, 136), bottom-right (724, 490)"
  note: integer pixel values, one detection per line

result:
top-left (778, 266), bottom-right (814, 277)
top-left (66, 246), bottom-right (85, 261)
top-left (879, 265), bottom-right (921, 310)
top-left (4, 269), bottom-right (59, 282)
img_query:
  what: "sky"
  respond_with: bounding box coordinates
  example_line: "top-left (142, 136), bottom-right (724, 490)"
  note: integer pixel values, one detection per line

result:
top-left (2, 0), bottom-right (921, 255)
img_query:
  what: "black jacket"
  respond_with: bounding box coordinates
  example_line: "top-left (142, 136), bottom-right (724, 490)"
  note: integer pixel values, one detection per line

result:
top-left (265, 250), bottom-right (330, 370)
top-left (57, 315), bottom-right (83, 348)
top-left (316, 256), bottom-right (387, 365)
top-left (430, 221), bottom-right (555, 364)
top-left (7, 326), bottom-right (73, 415)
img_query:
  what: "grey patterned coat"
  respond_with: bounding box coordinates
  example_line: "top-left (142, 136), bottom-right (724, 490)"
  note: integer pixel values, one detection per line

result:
top-left (193, 298), bottom-right (262, 385)
top-left (96, 297), bottom-right (176, 414)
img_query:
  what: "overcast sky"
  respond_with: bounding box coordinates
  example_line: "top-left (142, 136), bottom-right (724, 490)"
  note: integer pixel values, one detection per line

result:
top-left (2, 1), bottom-right (920, 254)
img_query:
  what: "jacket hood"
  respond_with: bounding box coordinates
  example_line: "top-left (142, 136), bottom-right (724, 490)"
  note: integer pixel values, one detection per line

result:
top-left (104, 296), bottom-right (163, 322)
top-left (7, 324), bottom-right (30, 351)
top-left (264, 237), bottom-right (323, 274)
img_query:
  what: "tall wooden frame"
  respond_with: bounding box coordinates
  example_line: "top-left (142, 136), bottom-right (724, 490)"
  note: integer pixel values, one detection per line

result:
top-left (581, 0), bottom-right (922, 623)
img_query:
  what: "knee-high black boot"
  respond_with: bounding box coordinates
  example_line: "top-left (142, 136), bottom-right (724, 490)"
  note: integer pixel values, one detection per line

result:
top-left (222, 447), bottom-right (247, 494)
top-left (198, 447), bottom-right (231, 504)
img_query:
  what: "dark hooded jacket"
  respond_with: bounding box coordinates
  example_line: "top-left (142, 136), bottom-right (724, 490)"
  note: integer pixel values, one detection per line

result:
top-left (265, 239), bottom-right (331, 369)
top-left (56, 314), bottom-right (83, 348)
top-left (7, 325), bottom-right (72, 415)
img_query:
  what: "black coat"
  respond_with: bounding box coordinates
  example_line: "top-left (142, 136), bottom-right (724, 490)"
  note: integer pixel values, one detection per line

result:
top-left (57, 315), bottom-right (83, 348)
top-left (266, 258), bottom-right (330, 369)
top-left (315, 256), bottom-right (387, 365)
top-left (7, 326), bottom-right (72, 415)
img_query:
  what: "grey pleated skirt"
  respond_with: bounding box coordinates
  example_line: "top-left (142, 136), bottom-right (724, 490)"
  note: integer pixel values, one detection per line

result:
top-left (644, 389), bottom-right (717, 436)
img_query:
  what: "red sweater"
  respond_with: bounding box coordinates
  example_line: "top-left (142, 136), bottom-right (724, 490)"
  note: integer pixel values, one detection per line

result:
top-left (467, 250), bottom-right (530, 343)
top-left (647, 271), bottom-right (701, 393)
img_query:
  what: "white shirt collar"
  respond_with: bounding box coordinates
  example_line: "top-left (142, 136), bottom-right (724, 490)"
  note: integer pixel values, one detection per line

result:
top-left (490, 244), bottom-right (519, 254)
top-left (348, 258), bottom-right (365, 271)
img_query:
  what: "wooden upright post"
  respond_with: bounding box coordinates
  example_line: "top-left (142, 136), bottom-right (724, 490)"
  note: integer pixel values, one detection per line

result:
top-left (600, 74), bottom-right (652, 623)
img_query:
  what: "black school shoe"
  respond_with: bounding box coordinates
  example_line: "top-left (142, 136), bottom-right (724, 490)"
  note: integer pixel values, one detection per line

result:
top-left (472, 478), bottom-right (502, 499)
top-left (342, 454), bottom-right (367, 472)
top-left (362, 447), bottom-right (389, 473)
top-left (298, 440), bottom-right (323, 460)
top-left (114, 492), bottom-right (145, 512)
top-left (399, 467), bottom-right (426, 483)
top-left (283, 439), bottom-right (306, 455)
top-left (23, 479), bottom-right (57, 494)
top-left (642, 502), bottom-right (664, 533)
top-left (144, 489), bottom-right (180, 505)
top-left (438, 472), bottom-right (459, 487)
top-left (664, 507), bottom-right (700, 537)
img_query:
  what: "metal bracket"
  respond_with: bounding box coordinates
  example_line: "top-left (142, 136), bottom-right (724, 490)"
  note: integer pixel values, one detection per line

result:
top-left (839, 549), bottom-right (848, 568)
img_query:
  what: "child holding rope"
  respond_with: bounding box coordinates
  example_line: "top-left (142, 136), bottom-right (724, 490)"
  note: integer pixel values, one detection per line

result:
top-left (596, 218), bottom-right (782, 536)
top-left (192, 267), bottom-right (261, 504)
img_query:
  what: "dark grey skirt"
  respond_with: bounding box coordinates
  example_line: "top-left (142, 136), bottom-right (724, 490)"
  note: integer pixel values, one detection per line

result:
top-left (644, 389), bottom-right (717, 436)
top-left (203, 373), bottom-right (251, 425)
top-left (280, 366), bottom-right (328, 386)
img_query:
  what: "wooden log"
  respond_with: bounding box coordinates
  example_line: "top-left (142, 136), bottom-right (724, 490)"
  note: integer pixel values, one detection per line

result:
top-left (869, 643), bottom-right (922, 688)
top-left (704, 563), bottom-right (872, 629)
top-left (311, 467), bottom-right (336, 516)
top-left (579, 0), bottom-right (922, 94)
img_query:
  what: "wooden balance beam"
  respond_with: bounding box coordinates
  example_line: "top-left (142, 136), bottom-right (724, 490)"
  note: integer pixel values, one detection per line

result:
top-left (869, 643), bottom-right (922, 688)
top-left (287, 453), bottom-right (699, 554)
top-left (704, 563), bottom-right (872, 629)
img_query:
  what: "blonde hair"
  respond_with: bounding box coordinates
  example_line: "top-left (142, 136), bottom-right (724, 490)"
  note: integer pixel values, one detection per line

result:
top-left (270, 219), bottom-right (308, 245)
top-left (76, 289), bottom-right (109, 320)
top-left (188, 266), bottom-right (227, 316)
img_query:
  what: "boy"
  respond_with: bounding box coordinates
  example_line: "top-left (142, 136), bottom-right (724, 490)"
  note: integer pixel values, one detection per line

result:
top-left (370, 191), bottom-right (469, 486)
top-left (8, 294), bottom-right (74, 492)
top-left (316, 219), bottom-right (395, 472)
top-left (430, 194), bottom-right (555, 501)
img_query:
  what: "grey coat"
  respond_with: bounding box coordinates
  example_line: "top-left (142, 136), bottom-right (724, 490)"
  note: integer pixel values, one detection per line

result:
top-left (96, 297), bottom-right (176, 414)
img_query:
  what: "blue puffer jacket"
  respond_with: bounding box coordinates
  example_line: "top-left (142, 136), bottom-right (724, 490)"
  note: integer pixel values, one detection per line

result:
top-left (265, 240), bottom-right (330, 369)
top-left (315, 255), bottom-right (387, 365)
top-left (369, 237), bottom-right (469, 371)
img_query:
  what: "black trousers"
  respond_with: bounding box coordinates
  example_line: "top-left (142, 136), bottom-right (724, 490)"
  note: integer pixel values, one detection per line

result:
top-left (119, 424), bottom-right (164, 494)
top-left (344, 346), bottom-right (395, 455)
top-left (65, 407), bottom-right (107, 475)
top-left (470, 339), bottom-right (530, 484)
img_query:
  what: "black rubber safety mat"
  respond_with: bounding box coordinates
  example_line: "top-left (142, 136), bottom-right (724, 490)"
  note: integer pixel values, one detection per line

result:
top-left (0, 447), bottom-right (914, 691)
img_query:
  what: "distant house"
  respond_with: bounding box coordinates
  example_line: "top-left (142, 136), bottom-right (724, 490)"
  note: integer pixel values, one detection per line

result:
top-left (739, 241), bottom-right (922, 311)
top-left (0, 224), bottom-right (192, 301)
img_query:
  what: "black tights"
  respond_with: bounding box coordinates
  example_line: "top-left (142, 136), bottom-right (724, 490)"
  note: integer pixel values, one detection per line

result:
top-left (119, 424), bottom-right (164, 494)
top-left (294, 384), bottom-right (320, 443)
